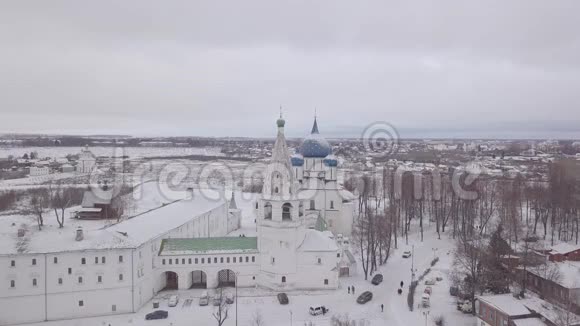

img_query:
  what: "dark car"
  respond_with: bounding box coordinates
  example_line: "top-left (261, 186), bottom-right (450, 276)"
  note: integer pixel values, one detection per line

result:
top-left (371, 274), bottom-right (383, 285)
top-left (277, 293), bottom-right (289, 305)
top-left (145, 310), bottom-right (168, 320)
top-left (356, 291), bottom-right (373, 304)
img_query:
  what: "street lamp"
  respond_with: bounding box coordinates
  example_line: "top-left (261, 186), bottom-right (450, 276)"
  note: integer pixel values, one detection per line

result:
top-left (410, 245), bottom-right (415, 282)
top-left (422, 310), bottom-right (430, 326)
top-left (290, 310), bottom-right (293, 326)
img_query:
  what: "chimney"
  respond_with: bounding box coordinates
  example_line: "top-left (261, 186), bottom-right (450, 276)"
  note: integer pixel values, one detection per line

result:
top-left (75, 226), bottom-right (84, 241)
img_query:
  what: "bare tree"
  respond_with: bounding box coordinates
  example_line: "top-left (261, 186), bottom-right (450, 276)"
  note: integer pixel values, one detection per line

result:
top-left (30, 189), bottom-right (49, 230)
top-left (212, 289), bottom-right (229, 326)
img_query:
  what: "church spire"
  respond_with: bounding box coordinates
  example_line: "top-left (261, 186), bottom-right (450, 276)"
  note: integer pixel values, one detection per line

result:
top-left (311, 115), bottom-right (319, 135)
top-left (272, 114), bottom-right (291, 164)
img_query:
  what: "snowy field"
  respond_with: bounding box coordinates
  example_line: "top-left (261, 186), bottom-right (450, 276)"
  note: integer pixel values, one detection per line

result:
top-left (0, 146), bottom-right (223, 159)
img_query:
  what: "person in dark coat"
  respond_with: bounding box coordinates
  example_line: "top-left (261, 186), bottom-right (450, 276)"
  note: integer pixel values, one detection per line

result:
top-left (352, 286), bottom-right (355, 295)
top-left (348, 286), bottom-right (351, 294)
top-left (381, 304), bottom-right (384, 312)
top-left (400, 281), bottom-right (404, 288)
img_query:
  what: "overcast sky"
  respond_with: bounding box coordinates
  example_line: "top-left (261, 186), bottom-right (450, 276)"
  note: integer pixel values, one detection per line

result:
top-left (1, 1), bottom-right (580, 139)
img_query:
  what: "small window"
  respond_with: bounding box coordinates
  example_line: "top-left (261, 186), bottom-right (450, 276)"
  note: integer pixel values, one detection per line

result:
top-left (78, 300), bottom-right (84, 307)
top-left (227, 257), bottom-right (230, 263)
top-left (97, 276), bottom-right (102, 283)
top-left (58, 278), bottom-right (62, 285)
top-left (175, 259), bottom-right (179, 265)
top-left (32, 258), bottom-right (37, 265)
top-left (33, 278), bottom-right (37, 286)
top-left (245, 257), bottom-right (249, 263)
top-left (255, 202), bottom-right (258, 209)
top-left (188, 258), bottom-right (192, 264)
top-left (239, 256), bottom-right (243, 263)
top-left (208, 257), bottom-right (211, 264)
top-left (119, 274), bottom-right (123, 281)
top-left (309, 200), bottom-right (315, 210)
top-left (221, 257), bottom-right (224, 263)
top-left (317, 258), bottom-right (322, 264)
top-left (181, 258), bottom-right (185, 264)
top-left (252, 256), bottom-right (255, 262)
top-left (78, 276), bottom-right (83, 284)
top-left (195, 258), bottom-right (199, 264)
top-left (252, 276), bottom-right (255, 280)
top-left (112, 305), bottom-right (117, 312)
top-left (337, 253), bottom-right (340, 258)
top-left (169, 259), bottom-right (172, 265)
top-left (53, 257), bottom-right (58, 264)
top-left (162, 259), bottom-right (166, 265)
top-left (68, 268), bottom-right (72, 274)
top-left (282, 276), bottom-right (286, 283)
top-left (10, 280), bottom-right (15, 288)
top-left (214, 257), bottom-right (217, 263)
top-left (233, 257), bottom-right (236, 263)
top-left (324, 279), bottom-right (329, 285)
top-left (101, 257), bottom-right (106, 264)
top-left (271, 257), bottom-right (275, 264)
top-left (95, 257), bottom-right (99, 264)
top-left (81, 258), bottom-right (86, 265)
top-left (330, 200), bottom-right (334, 209)
top-left (10, 260), bottom-right (15, 267)
top-left (201, 258), bottom-right (205, 264)
top-left (118, 255), bottom-right (123, 263)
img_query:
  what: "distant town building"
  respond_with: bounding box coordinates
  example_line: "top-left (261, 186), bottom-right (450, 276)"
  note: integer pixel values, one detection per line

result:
top-left (76, 145), bottom-right (96, 173)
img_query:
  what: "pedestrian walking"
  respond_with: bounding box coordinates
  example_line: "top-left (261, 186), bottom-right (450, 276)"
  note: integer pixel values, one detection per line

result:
top-left (352, 286), bottom-right (355, 295)
top-left (381, 304), bottom-right (384, 312)
top-left (400, 281), bottom-right (404, 288)
top-left (348, 286), bottom-right (350, 294)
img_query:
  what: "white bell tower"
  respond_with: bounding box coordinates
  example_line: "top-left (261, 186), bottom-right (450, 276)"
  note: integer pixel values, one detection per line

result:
top-left (257, 113), bottom-right (306, 290)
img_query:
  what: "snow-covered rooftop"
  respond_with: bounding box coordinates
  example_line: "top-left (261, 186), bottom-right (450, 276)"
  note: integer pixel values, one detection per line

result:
top-left (298, 229), bottom-right (338, 252)
top-left (477, 294), bottom-right (531, 316)
top-left (512, 318), bottom-right (548, 326)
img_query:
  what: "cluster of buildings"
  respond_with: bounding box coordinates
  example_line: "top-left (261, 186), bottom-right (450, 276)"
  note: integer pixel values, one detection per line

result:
top-left (0, 116), bottom-right (355, 325)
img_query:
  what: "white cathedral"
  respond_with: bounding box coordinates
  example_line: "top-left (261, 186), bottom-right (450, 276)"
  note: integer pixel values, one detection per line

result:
top-left (0, 115), bottom-right (355, 325)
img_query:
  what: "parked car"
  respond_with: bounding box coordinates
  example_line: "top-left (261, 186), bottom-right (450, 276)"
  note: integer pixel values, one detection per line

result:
top-left (424, 278), bottom-right (436, 285)
top-left (199, 291), bottom-right (209, 306)
top-left (436, 276), bottom-right (443, 282)
top-left (371, 274), bottom-right (383, 285)
top-left (277, 293), bottom-right (289, 305)
top-left (145, 310), bottom-right (168, 320)
top-left (424, 286), bottom-right (432, 295)
top-left (225, 292), bottom-right (235, 304)
top-left (168, 295), bottom-right (179, 307)
top-left (309, 306), bottom-right (329, 316)
top-left (356, 291), bottom-right (373, 304)
top-left (402, 251), bottom-right (412, 258)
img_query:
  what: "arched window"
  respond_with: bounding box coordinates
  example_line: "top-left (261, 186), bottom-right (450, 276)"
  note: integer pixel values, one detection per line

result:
top-left (264, 202), bottom-right (272, 220)
top-left (282, 276), bottom-right (286, 283)
top-left (310, 200), bottom-right (315, 210)
top-left (274, 187), bottom-right (279, 194)
top-left (282, 203), bottom-right (292, 220)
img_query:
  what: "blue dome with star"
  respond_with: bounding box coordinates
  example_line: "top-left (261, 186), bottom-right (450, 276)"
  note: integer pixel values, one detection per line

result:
top-left (290, 154), bottom-right (304, 166)
top-left (300, 117), bottom-right (332, 158)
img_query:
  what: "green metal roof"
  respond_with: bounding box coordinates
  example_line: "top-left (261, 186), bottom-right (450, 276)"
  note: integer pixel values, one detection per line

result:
top-left (160, 237), bottom-right (258, 254)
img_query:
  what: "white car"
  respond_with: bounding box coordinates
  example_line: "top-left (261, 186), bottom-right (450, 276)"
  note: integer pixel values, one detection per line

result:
top-left (168, 295), bottom-right (179, 307)
top-left (424, 278), bottom-right (436, 285)
top-left (199, 291), bottom-right (209, 306)
top-left (402, 251), bottom-right (412, 258)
